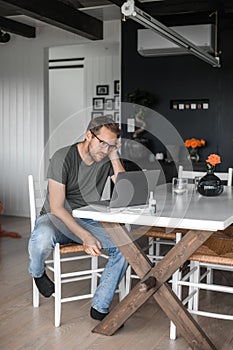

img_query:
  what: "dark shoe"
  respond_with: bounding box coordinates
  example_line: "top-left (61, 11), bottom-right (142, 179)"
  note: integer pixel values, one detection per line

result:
top-left (34, 272), bottom-right (55, 297)
top-left (90, 307), bottom-right (124, 329)
top-left (90, 307), bottom-right (109, 321)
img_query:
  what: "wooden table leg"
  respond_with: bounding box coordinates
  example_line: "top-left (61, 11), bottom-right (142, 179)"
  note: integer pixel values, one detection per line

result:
top-left (101, 223), bottom-right (214, 284)
top-left (93, 274), bottom-right (157, 335)
top-left (93, 223), bottom-right (216, 350)
top-left (154, 283), bottom-right (217, 350)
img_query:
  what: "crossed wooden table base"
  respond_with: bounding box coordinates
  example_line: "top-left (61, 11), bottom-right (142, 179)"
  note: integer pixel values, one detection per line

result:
top-left (93, 222), bottom-right (217, 350)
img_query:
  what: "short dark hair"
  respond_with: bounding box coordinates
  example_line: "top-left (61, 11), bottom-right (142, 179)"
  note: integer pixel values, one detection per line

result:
top-left (87, 116), bottom-right (121, 138)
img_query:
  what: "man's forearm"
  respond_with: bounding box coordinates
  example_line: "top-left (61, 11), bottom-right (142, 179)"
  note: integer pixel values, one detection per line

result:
top-left (50, 206), bottom-right (91, 242)
top-left (109, 151), bottom-right (125, 183)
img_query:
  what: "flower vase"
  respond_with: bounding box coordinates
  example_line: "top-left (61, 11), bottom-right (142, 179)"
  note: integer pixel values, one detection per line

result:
top-left (197, 168), bottom-right (223, 196)
top-left (188, 148), bottom-right (199, 162)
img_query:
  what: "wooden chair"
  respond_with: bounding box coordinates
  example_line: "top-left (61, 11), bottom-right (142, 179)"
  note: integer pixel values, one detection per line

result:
top-left (178, 165), bottom-right (232, 283)
top-left (170, 166), bottom-right (233, 339)
top-left (125, 226), bottom-right (188, 294)
top-left (170, 230), bottom-right (233, 340)
top-left (178, 165), bottom-right (233, 186)
top-left (188, 227), bottom-right (233, 318)
top-left (28, 175), bottom-right (122, 327)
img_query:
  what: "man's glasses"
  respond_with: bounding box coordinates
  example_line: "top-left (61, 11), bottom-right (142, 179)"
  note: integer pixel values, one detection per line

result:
top-left (90, 130), bottom-right (117, 152)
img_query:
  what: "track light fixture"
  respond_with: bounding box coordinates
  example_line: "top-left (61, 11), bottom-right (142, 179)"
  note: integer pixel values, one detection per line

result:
top-left (0, 30), bottom-right (11, 43)
top-left (121, 0), bottom-right (220, 68)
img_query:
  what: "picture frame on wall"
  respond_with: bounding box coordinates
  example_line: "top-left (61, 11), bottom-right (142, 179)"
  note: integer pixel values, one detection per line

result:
top-left (114, 112), bottom-right (120, 123)
top-left (191, 103), bottom-right (197, 110)
top-left (105, 114), bottom-right (113, 119)
top-left (170, 99), bottom-right (209, 110)
top-left (114, 80), bottom-right (120, 94)
top-left (105, 98), bottom-right (114, 110)
top-left (91, 111), bottom-right (103, 119)
top-left (96, 85), bottom-right (109, 96)
top-left (202, 102), bottom-right (209, 109)
top-left (114, 95), bottom-right (120, 109)
top-left (93, 98), bottom-right (105, 110)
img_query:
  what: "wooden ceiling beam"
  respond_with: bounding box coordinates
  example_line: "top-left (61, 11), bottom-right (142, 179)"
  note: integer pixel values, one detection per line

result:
top-left (0, 0), bottom-right (103, 40)
top-left (0, 16), bottom-right (35, 37)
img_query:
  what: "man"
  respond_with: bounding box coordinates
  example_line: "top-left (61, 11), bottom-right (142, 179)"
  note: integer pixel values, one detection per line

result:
top-left (28, 116), bottom-right (128, 321)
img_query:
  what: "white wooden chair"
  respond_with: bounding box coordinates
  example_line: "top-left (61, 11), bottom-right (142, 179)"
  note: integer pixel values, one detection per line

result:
top-left (178, 165), bottom-right (232, 186)
top-left (177, 165), bottom-right (232, 285)
top-left (170, 166), bottom-right (233, 340)
top-left (28, 175), bottom-right (125, 327)
top-left (124, 226), bottom-right (186, 295)
top-left (170, 230), bottom-right (233, 339)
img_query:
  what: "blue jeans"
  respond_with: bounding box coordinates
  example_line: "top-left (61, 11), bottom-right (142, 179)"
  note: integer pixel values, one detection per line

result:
top-left (28, 214), bottom-right (128, 313)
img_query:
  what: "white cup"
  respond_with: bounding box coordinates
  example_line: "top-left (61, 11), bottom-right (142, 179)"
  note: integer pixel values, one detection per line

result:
top-left (172, 178), bottom-right (188, 195)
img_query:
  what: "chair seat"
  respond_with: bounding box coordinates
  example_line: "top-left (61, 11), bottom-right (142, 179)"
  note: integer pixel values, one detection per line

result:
top-left (59, 243), bottom-right (85, 254)
top-left (131, 226), bottom-right (188, 240)
top-left (132, 225), bottom-right (233, 240)
top-left (190, 235), bottom-right (233, 266)
top-left (134, 225), bottom-right (233, 241)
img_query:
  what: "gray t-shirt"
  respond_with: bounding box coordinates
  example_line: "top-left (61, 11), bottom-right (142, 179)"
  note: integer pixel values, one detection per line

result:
top-left (41, 143), bottom-right (113, 214)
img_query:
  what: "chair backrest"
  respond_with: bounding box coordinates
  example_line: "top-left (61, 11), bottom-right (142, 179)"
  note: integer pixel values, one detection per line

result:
top-left (178, 165), bottom-right (233, 186)
top-left (28, 175), bottom-right (47, 231)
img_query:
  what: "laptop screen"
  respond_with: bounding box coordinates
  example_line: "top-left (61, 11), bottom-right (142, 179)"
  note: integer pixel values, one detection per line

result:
top-left (109, 170), bottom-right (160, 208)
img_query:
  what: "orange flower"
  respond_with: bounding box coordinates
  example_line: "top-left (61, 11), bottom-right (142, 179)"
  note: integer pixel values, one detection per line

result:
top-left (185, 140), bottom-right (191, 147)
top-left (190, 139), bottom-right (199, 148)
top-left (184, 138), bottom-right (206, 149)
top-left (200, 139), bottom-right (205, 146)
top-left (206, 154), bottom-right (221, 167)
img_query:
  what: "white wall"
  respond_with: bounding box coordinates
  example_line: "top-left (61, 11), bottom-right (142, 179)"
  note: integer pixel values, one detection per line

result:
top-left (0, 21), bottom-right (120, 216)
top-left (48, 64), bottom-right (85, 157)
top-left (48, 40), bottom-right (120, 158)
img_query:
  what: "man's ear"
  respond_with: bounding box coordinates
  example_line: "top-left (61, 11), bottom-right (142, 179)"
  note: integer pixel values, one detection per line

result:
top-left (86, 130), bottom-right (92, 142)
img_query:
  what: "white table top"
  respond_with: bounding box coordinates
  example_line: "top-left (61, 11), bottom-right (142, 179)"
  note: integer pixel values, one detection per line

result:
top-left (73, 184), bottom-right (233, 231)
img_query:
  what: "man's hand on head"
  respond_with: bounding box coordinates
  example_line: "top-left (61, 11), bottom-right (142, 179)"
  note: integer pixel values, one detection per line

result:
top-left (108, 141), bottom-right (121, 161)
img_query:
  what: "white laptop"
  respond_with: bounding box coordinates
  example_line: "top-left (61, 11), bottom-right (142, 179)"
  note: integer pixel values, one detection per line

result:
top-left (89, 170), bottom-right (160, 210)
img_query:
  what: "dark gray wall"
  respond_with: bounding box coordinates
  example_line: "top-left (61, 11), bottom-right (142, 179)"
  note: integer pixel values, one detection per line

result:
top-left (121, 20), bottom-right (233, 171)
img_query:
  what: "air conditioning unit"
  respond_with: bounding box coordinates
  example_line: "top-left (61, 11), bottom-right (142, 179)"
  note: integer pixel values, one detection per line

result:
top-left (138, 24), bottom-right (214, 57)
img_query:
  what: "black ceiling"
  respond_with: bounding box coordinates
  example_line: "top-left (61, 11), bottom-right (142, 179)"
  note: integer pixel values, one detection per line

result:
top-left (0, 0), bottom-right (232, 40)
